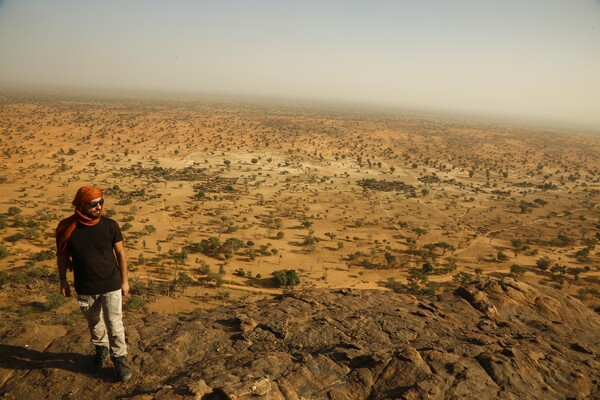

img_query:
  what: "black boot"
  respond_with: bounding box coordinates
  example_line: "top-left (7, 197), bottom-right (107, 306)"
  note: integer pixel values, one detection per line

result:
top-left (91, 345), bottom-right (109, 373)
top-left (111, 355), bottom-right (132, 382)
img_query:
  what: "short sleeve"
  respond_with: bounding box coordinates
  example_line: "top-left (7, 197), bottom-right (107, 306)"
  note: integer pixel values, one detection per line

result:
top-left (110, 218), bottom-right (124, 244)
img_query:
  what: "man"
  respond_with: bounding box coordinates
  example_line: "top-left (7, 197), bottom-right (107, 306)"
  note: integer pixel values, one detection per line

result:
top-left (56, 186), bottom-right (132, 382)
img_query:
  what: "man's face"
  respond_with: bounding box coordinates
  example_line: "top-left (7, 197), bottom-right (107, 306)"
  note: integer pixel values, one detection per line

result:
top-left (82, 197), bottom-right (104, 219)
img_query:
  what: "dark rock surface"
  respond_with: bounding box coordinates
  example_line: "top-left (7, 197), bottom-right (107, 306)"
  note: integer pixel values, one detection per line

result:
top-left (1, 277), bottom-right (599, 399)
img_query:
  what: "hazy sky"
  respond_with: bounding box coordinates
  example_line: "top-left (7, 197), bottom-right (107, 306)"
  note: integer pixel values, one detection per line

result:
top-left (1, 1), bottom-right (599, 128)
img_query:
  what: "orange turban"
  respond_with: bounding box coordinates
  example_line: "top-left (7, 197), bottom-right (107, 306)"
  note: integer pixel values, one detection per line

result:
top-left (56, 186), bottom-right (104, 256)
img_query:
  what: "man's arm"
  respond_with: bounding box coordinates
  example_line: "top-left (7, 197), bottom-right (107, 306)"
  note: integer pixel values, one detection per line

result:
top-left (57, 252), bottom-right (71, 297)
top-left (114, 240), bottom-right (129, 296)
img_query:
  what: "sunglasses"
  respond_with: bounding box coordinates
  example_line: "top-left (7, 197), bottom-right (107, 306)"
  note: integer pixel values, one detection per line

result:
top-left (86, 199), bottom-right (105, 208)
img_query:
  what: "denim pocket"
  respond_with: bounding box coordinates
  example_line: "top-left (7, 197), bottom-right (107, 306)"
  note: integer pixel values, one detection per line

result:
top-left (106, 290), bottom-right (123, 316)
top-left (77, 295), bottom-right (90, 310)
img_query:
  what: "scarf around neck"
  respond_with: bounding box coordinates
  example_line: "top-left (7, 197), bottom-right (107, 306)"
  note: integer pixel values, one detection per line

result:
top-left (56, 186), bottom-right (104, 256)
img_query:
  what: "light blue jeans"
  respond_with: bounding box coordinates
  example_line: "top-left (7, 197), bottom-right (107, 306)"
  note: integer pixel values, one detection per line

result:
top-left (77, 289), bottom-right (127, 357)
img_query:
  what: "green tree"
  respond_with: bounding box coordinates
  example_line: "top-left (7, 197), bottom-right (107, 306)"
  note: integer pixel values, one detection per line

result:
top-left (436, 242), bottom-right (455, 255)
top-left (406, 268), bottom-right (437, 295)
top-left (222, 237), bottom-right (245, 258)
top-left (510, 264), bottom-right (526, 278)
top-left (412, 227), bottom-right (428, 239)
top-left (176, 272), bottom-right (194, 291)
top-left (272, 269), bottom-right (300, 288)
top-left (192, 237), bottom-right (222, 257)
top-left (511, 239), bottom-right (523, 255)
top-left (384, 252), bottom-right (396, 268)
top-left (567, 267), bottom-right (586, 282)
top-left (497, 250), bottom-right (510, 262)
top-left (536, 257), bottom-right (551, 272)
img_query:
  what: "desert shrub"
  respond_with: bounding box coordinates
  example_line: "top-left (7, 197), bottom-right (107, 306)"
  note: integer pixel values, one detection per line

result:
top-left (8, 271), bottom-right (29, 285)
top-left (22, 227), bottom-right (40, 240)
top-left (7, 206), bottom-right (22, 216)
top-left (27, 266), bottom-right (53, 281)
top-left (31, 250), bottom-right (54, 262)
top-left (57, 309), bottom-right (82, 326)
top-left (555, 233), bottom-right (574, 247)
top-left (206, 272), bottom-right (224, 287)
top-left (453, 272), bottom-right (474, 286)
top-left (5, 233), bottom-right (24, 243)
top-left (385, 278), bottom-right (404, 292)
top-left (0, 244), bottom-right (9, 259)
top-left (510, 264), bottom-right (526, 278)
top-left (0, 271), bottom-right (8, 288)
top-left (174, 249), bottom-right (188, 264)
top-left (176, 272), bottom-right (194, 290)
top-left (121, 222), bottom-right (133, 231)
top-left (45, 292), bottom-right (69, 310)
top-left (272, 269), bottom-right (300, 288)
top-left (496, 250), bottom-right (510, 262)
top-left (128, 276), bottom-right (149, 297)
top-left (577, 288), bottom-right (600, 300)
top-left (11, 214), bottom-right (25, 228)
top-left (195, 263), bottom-right (210, 275)
top-left (125, 295), bottom-right (147, 312)
top-left (303, 234), bottom-right (320, 246)
top-left (574, 248), bottom-right (590, 262)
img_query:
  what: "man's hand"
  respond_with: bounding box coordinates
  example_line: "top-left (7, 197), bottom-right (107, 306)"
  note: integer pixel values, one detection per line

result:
top-left (121, 280), bottom-right (130, 296)
top-left (60, 280), bottom-right (71, 297)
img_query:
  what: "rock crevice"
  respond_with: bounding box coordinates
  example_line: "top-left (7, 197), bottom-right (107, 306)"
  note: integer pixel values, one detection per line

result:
top-left (1, 278), bottom-right (598, 399)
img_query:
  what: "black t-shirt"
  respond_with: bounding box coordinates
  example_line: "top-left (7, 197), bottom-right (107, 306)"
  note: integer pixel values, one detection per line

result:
top-left (68, 216), bottom-right (123, 295)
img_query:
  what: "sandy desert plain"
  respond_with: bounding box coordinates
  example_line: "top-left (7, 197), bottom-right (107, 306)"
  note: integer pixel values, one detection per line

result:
top-left (0, 92), bottom-right (599, 330)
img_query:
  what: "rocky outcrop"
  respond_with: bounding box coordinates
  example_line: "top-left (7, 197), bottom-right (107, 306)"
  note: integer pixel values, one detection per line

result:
top-left (1, 278), bottom-right (599, 399)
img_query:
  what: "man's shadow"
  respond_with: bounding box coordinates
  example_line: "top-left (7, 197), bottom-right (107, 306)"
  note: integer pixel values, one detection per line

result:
top-left (0, 344), bottom-right (115, 382)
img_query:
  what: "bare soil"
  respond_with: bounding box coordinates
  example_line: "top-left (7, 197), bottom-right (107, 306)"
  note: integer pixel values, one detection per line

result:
top-left (1, 93), bottom-right (599, 324)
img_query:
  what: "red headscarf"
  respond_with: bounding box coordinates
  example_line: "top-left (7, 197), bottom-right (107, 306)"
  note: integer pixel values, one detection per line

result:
top-left (56, 186), bottom-right (104, 256)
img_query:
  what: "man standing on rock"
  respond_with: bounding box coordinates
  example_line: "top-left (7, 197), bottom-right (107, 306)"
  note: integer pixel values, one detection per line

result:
top-left (56, 186), bottom-right (132, 382)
